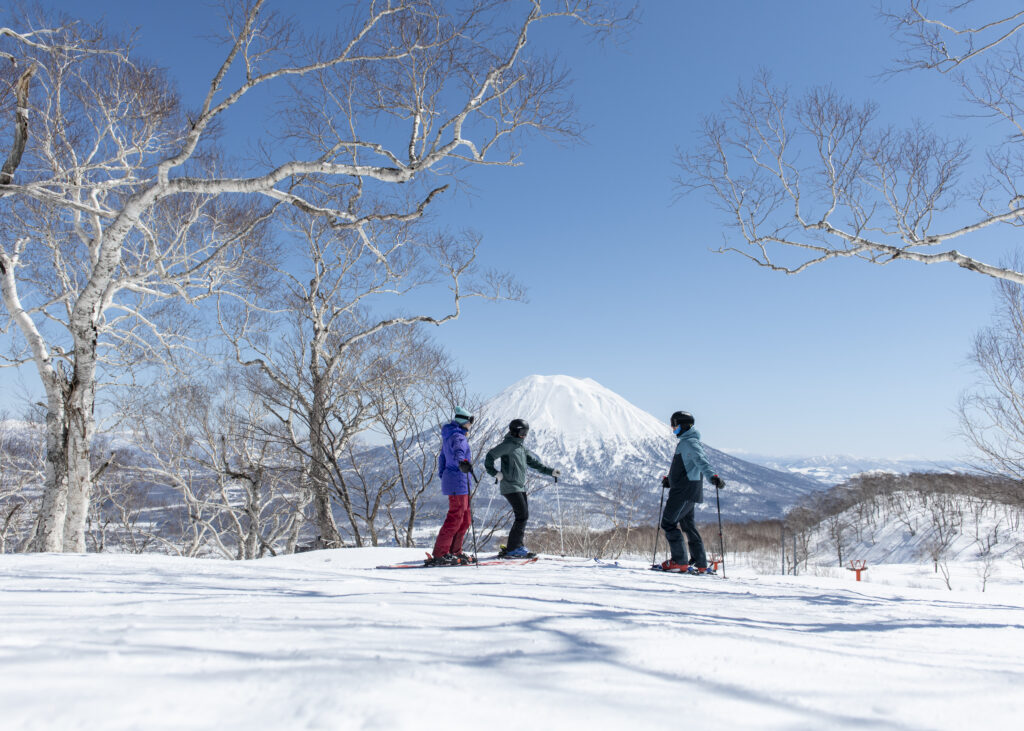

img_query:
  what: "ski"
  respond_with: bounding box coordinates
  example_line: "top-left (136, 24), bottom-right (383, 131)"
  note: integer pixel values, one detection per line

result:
top-left (376, 556), bottom-right (538, 570)
top-left (476, 557), bottom-right (539, 566)
top-left (650, 564), bottom-right (719, 576)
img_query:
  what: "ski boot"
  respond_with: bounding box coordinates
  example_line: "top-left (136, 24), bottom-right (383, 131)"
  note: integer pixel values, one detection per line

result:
top-left (501, 546), bottom-right (536, 559)
top-left (658, 559), bottom-right (692, 573)
top-left (454, 552), bottom-right (477, 565)
top-left (424, 553), bottom-right (459, 567)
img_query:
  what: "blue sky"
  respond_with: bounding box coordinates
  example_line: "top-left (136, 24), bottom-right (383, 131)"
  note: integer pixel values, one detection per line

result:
top-left (4, 1), bottom-right (1017, 460)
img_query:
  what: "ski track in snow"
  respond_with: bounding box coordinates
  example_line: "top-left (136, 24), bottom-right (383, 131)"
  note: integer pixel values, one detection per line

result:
top-left (1, 549), bottom-right (1022, 730)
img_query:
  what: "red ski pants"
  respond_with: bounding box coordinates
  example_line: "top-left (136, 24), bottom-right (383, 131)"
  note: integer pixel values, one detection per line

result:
top-left (432, 494), bottom-right (472, 557)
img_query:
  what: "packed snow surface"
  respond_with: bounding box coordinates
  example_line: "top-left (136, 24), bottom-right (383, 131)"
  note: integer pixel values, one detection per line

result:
top-left (2, 550), bottom-right (1022, 730)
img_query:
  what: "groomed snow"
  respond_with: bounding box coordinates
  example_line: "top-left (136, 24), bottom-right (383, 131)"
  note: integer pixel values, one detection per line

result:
top-left (2, 550), bottom-right (1022, 730)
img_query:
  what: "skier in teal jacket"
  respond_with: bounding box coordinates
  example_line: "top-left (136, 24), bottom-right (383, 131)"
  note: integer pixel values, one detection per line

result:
top-left (659, 411), bottom-right (725, 574)
top-left (484, 418), bottom-right (560, 558)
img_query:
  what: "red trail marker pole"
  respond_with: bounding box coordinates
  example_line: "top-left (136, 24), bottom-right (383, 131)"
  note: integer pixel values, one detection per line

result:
top-left (847, 559), bottom-right (868, 581)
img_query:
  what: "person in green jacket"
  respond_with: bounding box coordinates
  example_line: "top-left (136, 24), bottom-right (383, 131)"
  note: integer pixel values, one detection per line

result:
top-left (484, 418), bottom-right (560, 558)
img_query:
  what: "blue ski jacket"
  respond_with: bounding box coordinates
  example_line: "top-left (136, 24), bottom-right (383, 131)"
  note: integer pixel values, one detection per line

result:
top-left (668, 428), bottom-right (716, 503)
top-left (437, 421), bottom-right (472, 496)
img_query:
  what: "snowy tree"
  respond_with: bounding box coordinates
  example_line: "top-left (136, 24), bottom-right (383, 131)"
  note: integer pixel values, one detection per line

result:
top-left (675, 2), bottom-right (1024, 285)
top-left (0, 1), bottom-right (628, 553)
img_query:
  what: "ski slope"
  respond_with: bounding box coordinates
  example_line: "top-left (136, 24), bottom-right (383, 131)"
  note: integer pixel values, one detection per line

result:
top-left (1, 550), bottom-right (1022, 730)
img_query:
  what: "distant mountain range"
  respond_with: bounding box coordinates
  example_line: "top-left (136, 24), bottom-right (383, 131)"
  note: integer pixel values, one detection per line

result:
top-left (731, 453), bottom-right (966, 487)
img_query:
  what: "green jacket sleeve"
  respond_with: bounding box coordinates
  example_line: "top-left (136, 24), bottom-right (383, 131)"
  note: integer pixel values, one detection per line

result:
top-left (525, 449), bottom-right (554, 476)
top-left (484, 441), bottom-right (510, 477)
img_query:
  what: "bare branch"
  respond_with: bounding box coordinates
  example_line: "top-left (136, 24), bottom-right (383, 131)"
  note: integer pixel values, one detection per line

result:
top-left (675, 71), bottom-right (1024, 285)
top-left (0, 65), bottom-right (34, 185)
top-left (885, 1), bottom-right (1024, 73)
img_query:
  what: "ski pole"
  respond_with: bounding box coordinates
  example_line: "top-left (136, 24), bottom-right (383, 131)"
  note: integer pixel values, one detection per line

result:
top-left (651, 478), bottom-right (668, 568)
top-left (554, 473), bottom-right (564, 556)
top-left (468, 468), bottom-right (481, 568)
top-left (714, 482), bottom-right (726, 579)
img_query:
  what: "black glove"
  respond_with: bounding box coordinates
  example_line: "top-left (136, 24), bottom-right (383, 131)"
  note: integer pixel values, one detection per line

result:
top-left (458, 460), bottom-right (472, 474)
top-left (711, 474), bottom-right (725, 489)
top-left (661, 475), bottom-right (669, 489)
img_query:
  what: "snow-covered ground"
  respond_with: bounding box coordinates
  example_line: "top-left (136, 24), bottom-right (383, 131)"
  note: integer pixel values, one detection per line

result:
top-left (2, 549), bottom-right (1022, 730)
top-left (794, 491), bottom-right (1024, 582)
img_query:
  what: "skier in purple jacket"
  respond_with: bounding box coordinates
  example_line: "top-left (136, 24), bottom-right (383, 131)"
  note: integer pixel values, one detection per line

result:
top-left (427, 406), bottom-right (477, 566)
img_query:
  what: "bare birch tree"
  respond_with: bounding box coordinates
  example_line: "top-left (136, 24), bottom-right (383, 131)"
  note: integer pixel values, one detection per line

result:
top-left (0, 14), bottom-right (271, 552)
top-left (959, 274), bottom-right (1024, 493)
top-left (885, 2), bottom-right (1024, 75)
top-left (0, 414), bottom-right (42, 552)
top-left (125, 371), bottom-right (308, 559)
top-left (221, 207), bottom-right (514, 548)
top-left (361, 328), bottom-right (472, 547)
top-left (675, 3), bottom-right (1024, 285)
top-left (86, 455), bottom-right (156, 555)
top-left (0, 1), bottom-right (628, 552)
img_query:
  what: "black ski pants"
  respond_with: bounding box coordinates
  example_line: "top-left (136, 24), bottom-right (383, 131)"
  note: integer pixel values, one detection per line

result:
top-left (503, 491), bottom-right (529, 550)
top-left (661, 484), bottom-right (707, 568)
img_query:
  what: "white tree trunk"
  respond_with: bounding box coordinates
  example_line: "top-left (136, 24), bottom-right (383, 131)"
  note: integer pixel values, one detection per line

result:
top-left (61, 382), bottom-right (96, 552)
top-left (32, 401), bottom-right (69, 552)
top-left (30, 349), bottom-right (97, 552)
top-left (308, 386), bottom-right (342, 549)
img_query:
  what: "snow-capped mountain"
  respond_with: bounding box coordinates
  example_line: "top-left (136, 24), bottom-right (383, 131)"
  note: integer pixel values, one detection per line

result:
top-left (465, 375), bottom-right (827, 522)
top-left (472, 375), bottom-right (671, 484)
top-left (732, 453), bottom-right (965, 486)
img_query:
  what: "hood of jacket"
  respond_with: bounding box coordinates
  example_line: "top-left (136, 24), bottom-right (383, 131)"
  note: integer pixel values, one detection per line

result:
top-left (441, 420), bottom-right (467, 440)
top-left (677, 427), bottom-right (702, 444)
top-left (438, 420), bottom-right (471, 496)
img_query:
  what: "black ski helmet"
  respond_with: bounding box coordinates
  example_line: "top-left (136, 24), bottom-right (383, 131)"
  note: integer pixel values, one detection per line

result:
top-left (670, 411), bottom-right (695, 431)
top-left (509, 418), bottom-right (530, 438)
